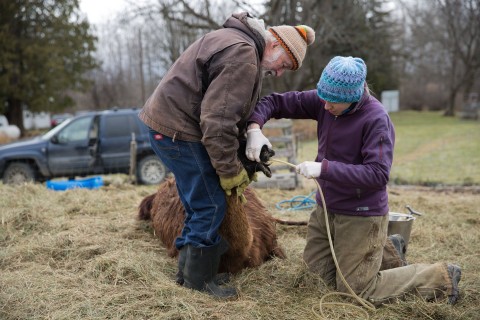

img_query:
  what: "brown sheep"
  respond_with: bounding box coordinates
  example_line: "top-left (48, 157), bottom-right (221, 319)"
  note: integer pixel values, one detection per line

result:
top-left (138, 177), bottom-right (307, 274)
top-left (138, 180), bottom-right (404, 276)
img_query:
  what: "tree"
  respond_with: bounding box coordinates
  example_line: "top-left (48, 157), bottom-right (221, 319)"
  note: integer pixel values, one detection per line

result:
top-left (400, 0), bottom-right (480, 115)
top-left (438, 0), bottom-right (480, 116)
top-left (80, 0), bottom-right (399, 110)
top-left (0, 0), bottom-right (97, 135)
top-left (260, 0), bottom-right (399, 96)
top-left (82, 0), bottom-right (233, 110)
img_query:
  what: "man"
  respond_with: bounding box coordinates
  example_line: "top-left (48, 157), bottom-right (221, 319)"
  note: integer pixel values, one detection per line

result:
top-left (139, 12), bottom-right (315, 299)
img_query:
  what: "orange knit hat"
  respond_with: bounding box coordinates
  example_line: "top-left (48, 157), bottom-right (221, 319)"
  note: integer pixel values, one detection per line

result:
top-left (268, 25), bottom-right (315, 70)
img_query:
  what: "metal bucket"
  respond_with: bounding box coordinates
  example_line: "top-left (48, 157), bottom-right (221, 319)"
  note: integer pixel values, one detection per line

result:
top-left (388, 212), bottom-right (416, 248)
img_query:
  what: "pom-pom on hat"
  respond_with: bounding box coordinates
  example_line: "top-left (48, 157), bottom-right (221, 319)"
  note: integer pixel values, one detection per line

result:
top-left (268, 25), bottom-right (315, 70)
top-left (317, 56), bottom-right (367, 103)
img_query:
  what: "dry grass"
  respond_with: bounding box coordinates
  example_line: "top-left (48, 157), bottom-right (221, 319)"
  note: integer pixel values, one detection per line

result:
top-left (1, 177), bottom-right (479, 320)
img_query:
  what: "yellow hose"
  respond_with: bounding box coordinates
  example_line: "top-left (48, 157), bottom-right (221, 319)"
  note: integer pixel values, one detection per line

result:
top-left (270, 158), bottom-right (376, 319)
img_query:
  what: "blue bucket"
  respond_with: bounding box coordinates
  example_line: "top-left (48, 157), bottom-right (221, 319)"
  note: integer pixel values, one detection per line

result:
top-left (46, 176), bottom-right (103, 191)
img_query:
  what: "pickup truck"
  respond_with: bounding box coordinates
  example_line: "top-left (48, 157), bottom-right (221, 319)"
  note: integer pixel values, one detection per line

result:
top-left (0, 108), bottom-right (167, 185)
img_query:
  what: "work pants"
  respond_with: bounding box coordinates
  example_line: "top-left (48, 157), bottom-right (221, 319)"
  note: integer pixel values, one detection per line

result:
top-left (303, 207), bottom-right (453, 305)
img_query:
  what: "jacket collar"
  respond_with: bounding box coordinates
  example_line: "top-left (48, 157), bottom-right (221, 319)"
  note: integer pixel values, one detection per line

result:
top-left (342, 92), bottom-right (370, 116)
top-left (223, 12), bottom-right (265, 59)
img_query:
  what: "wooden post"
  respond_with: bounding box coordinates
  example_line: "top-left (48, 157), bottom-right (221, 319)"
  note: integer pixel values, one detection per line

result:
top-left (129, 132), bottom-right (137, 184)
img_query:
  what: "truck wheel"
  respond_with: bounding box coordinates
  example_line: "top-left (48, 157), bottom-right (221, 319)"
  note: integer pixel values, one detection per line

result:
top-left (137, 155), bottom-right (167, 185)
top-left (3, 162), bottom-right (36, 184)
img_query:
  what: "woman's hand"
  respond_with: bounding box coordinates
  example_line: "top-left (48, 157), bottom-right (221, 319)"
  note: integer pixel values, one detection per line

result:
top-left (296, 161), bottom-right (322, 179)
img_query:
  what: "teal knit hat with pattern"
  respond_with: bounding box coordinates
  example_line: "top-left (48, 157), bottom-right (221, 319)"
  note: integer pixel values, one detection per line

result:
top-left (317, 56), bottom-right (367, 103)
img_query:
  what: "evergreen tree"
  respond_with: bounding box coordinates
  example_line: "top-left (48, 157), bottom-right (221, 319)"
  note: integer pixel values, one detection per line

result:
top-left (0, 0), bottom-right (97, 134)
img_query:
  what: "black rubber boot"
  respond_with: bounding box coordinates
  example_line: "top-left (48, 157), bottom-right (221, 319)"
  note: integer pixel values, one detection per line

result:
top-left (388, 234), bottom-right (408, 266)
top-left (213, 271), bottom-right (231, 286)
top-left (175, 247), bottom-right (187, 285)
top-left (210, 239), bottom-right (232, 286)
top-left (183, 240), bottom-right (237, 299)
top-left (447, 264), bottom-right (461, 304)
top-left (176, 246), bottom-right (230, 286)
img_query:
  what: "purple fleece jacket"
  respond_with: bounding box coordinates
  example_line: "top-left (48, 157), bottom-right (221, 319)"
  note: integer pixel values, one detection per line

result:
top-left (248, 89), bottom-right (395, 216)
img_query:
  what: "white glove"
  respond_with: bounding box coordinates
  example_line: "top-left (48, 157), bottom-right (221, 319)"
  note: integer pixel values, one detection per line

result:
top-left (246, 128), bottom-right (272, 162)
top-left (296, 161), bottom-right (322, 179)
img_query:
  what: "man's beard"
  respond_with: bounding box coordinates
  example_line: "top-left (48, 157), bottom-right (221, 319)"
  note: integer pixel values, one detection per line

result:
top-left (261, 48), bottom-right (283, 78)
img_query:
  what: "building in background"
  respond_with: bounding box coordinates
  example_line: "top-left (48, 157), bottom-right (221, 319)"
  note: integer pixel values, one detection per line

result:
top-left (381, 90), bottom-right (399, 113)
top-left (23, 110), bottom-right (51, 130)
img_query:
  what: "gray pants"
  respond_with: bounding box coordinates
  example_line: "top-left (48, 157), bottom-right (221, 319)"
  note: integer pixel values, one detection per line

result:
top-left (303, 207), bottom-right (453, 305)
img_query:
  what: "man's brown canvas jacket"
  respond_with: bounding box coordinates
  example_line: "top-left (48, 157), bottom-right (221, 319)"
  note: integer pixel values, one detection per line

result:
top-left (139, 12), bottom-right (265, 177)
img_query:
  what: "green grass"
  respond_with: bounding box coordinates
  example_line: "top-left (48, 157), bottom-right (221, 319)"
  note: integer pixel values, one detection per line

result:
top-left (296, 111), bottom-right (480, 186)
top-left (389, 111), bottom-right (480, 185)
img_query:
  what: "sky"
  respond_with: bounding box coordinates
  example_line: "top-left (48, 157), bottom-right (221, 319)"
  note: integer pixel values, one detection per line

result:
top-left (79, 0), bottom-right (266, 25)
top-left (79, 0), bottom-right (129, 24)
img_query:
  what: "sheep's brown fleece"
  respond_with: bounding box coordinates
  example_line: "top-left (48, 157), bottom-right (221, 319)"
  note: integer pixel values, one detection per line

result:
top-left (138, 178), bottom-right (291, 274)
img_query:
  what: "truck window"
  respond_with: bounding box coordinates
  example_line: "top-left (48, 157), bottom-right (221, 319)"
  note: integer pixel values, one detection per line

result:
top-left (104, 114), bottom-right (139, 138)
top-left (57, 117), bottom-right (92, 143)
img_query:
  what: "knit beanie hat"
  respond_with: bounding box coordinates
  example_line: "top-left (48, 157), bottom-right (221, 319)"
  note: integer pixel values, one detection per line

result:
top-left (268, 25), bottom-right (315, 70)
top-left (317, 56), bottom-right (367, 103)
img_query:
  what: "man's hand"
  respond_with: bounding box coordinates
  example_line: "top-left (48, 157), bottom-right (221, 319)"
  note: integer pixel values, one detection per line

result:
top-left (246, 128), bottom-right (272, 162)
top-left (219, 168), bottom-right (250, 200)
top-left (296, 161), bottom-right (322, 179)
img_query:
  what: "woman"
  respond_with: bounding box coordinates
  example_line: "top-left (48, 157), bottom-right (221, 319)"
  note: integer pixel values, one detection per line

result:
top-left (245, 56), bottom-right (461, 305)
